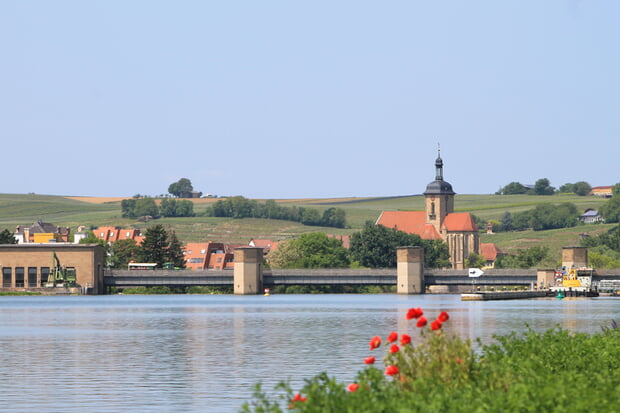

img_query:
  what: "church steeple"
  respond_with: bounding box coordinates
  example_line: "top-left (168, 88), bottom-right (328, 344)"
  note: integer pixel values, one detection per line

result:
top-left (424, 145), bottom-right (455, 234)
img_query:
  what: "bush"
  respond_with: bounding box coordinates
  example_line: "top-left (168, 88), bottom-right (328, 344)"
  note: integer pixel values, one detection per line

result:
top-left (241, 309), bottom-right (620, 412)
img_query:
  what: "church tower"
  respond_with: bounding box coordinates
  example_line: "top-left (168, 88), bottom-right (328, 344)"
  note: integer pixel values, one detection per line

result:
top-left (423, 147), bottom-right (455, 235)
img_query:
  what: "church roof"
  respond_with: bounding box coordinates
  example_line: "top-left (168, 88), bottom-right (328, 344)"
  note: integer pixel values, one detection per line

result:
top-left (377, 211), bottom-right (478, 239)
top-left (480, 243), bottom-right (504, 261)
top-left (376, 211), bottom-right (442, 240)
top-left (441, 213), bottom-right (478, 232)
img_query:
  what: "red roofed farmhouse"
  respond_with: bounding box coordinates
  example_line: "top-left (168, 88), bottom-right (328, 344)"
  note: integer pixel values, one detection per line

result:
top-left (377, 150), bottom-right (482, 269)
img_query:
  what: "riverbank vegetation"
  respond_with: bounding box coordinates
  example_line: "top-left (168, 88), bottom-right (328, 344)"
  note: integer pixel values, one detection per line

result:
top-left (241, 309), bottom-right (620, 412)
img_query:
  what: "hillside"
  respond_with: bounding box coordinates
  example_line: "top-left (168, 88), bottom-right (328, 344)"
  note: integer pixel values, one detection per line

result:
top-left (0, 193), bottom-right (613, 264)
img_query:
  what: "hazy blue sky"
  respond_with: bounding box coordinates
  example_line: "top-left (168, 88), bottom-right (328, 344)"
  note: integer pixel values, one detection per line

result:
top-left (1, 1), bottom-right (618, 198)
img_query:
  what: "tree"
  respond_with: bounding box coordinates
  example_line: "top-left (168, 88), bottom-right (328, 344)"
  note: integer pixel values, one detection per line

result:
top-left (111, 239), bottom-right (140, 269)
top-left (0, 228), bottom-right (16, 244)
top-left (496, 182), bottom-right (528, 195)
top-left (134, 198), bottom-right (160, 219)
top-left (349, 223), bottom-right (450, 269)
top-left (138, 225), bottom-right (169, 267)
top-left (531, 178), bottom-right (555, 195)
top-left (267, 233), bottom-right (349, 269)
top-left (600, 197), bottom-right (620, 223)
top-left (300, 208), bottom-right (322, 226)
top-left (121, 197), bottom-right (160, 219)
top-left (465, 252), bottom-right (486, 269)
top-left (295, 232), bottom-right (350, 268)
top-left (559, 181), bottom-right (591, 196)
top-left (78, 231), bottom-right (111, 265)
top-left (160, 198), bottom-right (194, 217)
top-left (613, 183), bottom-right (620, 197)
top-left (321, 208), bottom-right (347, 228)
top-left (500, 212), bottom-right (513, 231)
top-left (267, 239), bottom-right (301, 269)
top-left (166, 230), bottom-right (186, 269)
top-left (511, 203), bottom-right (578, 231)
top-left (573, 181), bottom-right (592, 196)
top-left (168, 178), bottom-right (194, 198)
top-left (495, 246), bottom-right (549, 269)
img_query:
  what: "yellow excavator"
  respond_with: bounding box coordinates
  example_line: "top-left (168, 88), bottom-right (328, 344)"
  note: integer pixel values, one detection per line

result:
top-left (45, 252), bottom-right (77, 288)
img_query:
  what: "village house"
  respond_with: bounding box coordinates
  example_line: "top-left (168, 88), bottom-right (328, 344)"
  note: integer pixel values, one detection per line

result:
top-left (92, 226), bottom-right (145, 244)
top-left (14, 220), bottom-right (71, 244)
top-left (183, 242), bottom-right (235, 270)
top-left (579, 208), bottom-right (605, 224)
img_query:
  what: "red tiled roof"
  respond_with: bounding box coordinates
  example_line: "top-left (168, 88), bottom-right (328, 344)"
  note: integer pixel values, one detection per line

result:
top-left (376, 211), bottom-right (442, 240)
top-left (442, 213), bottom-right (478, 232)
top-left (480, 243), bottom-right (503, 261)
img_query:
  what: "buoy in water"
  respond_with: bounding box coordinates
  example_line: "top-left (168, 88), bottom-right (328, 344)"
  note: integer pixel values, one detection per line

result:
top-left (264, 288), bottom-right (270, 296)
top-left (556, 291), bottom-right (564, 299)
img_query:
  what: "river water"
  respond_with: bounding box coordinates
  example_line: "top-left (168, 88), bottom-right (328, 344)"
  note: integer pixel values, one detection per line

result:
top-left (0, 294), bottom-right (618, 412)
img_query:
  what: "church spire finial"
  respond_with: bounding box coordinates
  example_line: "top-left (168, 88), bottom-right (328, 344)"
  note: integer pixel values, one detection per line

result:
top-left (435, 144), bottom-right (443, 181)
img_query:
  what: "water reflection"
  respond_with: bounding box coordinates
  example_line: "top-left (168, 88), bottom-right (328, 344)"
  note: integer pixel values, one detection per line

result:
top-left (0, 294), bottom-right (618, 412)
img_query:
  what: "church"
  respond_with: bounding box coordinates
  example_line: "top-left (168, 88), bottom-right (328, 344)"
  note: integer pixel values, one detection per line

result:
top-left (376, 150), bottom-right (488, 269)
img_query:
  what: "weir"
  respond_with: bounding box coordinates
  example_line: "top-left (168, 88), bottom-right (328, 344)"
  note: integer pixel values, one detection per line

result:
top-left (102, 246), bottom-right (620, 294)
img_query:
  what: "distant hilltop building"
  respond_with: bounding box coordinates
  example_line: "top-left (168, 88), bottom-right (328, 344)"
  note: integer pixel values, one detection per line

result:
top-left (376, 150), bottom-right (498, 269)
top-left (590, 186), bottom-right (613, 198)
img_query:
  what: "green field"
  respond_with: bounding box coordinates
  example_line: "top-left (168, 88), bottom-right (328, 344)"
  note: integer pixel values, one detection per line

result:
top-left (0, 193), bottom-right (612, 263)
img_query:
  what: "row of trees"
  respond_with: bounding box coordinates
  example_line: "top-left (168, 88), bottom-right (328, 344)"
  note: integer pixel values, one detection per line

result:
top-left (206, 196), bottom-right (347, 228)
top-left (267, 223), bottom-right (451, 269)
top-left (80, 224), bottom-right (186, 269)
top-left (496, 203), bottom-right (579, 232)
top-left (121, 197), bottom-right (195, 219)
top-left (496, 179), bottom-right (592, 196)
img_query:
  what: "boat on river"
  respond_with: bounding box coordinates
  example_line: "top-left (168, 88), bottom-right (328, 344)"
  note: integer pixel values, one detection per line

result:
top-left (549, 267), bottom-right (599, 297)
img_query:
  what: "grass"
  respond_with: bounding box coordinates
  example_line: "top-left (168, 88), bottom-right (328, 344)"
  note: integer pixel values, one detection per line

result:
top-left (0, 193), bottom-right (611, 262)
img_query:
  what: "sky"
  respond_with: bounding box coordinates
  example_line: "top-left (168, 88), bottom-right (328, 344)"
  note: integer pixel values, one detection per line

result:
top-left (1, 1), bottom-right (618, 199)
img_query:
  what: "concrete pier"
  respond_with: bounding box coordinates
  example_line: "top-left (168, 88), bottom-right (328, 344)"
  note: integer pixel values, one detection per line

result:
top-left (396, 247), bottom-right (424, 294)
top-left (233, 247), bottom-right (263, 295)
top-left (461, 291), bottom-right (548, 301)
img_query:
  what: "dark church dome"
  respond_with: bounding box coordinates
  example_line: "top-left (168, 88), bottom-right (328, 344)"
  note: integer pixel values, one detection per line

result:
top-left (424, 179), bottom-right (455, 195)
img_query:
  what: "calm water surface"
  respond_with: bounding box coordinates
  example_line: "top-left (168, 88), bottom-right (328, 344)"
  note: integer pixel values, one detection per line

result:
top-left (1, 294), bottom-right (618, 412)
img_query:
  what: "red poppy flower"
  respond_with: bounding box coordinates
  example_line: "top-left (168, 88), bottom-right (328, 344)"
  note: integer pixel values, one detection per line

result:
top-left (385, 365), bottom-right (399, 376)
top-left (292, 393), bottom-right (307, 402)
top-left (438, 311), bottom-right (450, 322)
top-left (389, 344), bottom-right (400, 354)
top-left (387, 331), bottom-right (398, 343)
top-left (369, 335), bottom-right (382, 350)
top-left (406, 307), bottom-right (424, 320)
top-left (456, 357), bottom-right (463, 364)
top-left (431, 320), bottom-right (442, 331)
top-left (400, 334), bottom-right (411, 345)
top-left (416, 316), bottom-right (427, 328)
top-left (347, 383), bottom-right (359, 392)
top-left (364, 356), bottom-right (376, 365)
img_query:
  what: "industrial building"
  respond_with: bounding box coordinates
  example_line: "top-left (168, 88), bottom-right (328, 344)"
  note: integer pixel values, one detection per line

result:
top-left (0, 244), bottom-right (105, 294)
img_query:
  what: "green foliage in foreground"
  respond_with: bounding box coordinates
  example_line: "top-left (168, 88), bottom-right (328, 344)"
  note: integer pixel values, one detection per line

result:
top-left (241, 325), bottom-right (620, 412)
